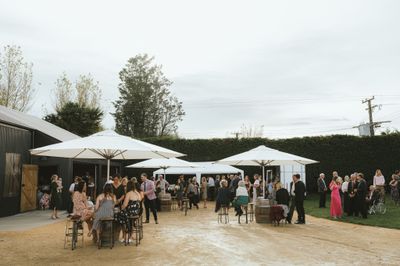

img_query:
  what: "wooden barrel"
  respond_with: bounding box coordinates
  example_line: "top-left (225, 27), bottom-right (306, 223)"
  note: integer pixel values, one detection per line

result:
top-left (255, 198), bottom-right (271, 224)
top-left (160, 199), bottom-right (172, 212)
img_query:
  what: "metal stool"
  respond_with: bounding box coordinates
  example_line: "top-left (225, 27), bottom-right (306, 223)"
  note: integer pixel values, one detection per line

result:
top-left (218, 205), bottom-right (229, 224)
top-left (248, 203), bottom-right (255, 222)
top-left (171, 196), bottom-right (178, 210)
top-left (238, 205), bottom-right (248, 224)
top-left (125, 215), bottom-right (141, 246)
top-left (98, 217), bottom-right (114, 249)
top-left (182, 198), bottom-right (189, 216)
top-left (64, 216), bottom-right (84, 250)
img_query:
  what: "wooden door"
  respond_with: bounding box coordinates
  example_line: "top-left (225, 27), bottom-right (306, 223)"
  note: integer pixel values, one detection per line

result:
top-left (20, 164), bottom-right (38, 212)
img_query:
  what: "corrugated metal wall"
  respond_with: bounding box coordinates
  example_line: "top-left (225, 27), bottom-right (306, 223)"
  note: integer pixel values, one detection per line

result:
top-left (0, 123), bottom-right (32, 217)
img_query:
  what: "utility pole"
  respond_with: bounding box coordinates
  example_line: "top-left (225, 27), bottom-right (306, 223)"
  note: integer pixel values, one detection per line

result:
top-left (362, 96), bottom-right (377, 136)
top-left (231, 131), bottom-right (242, 139)
top-left (361, 96), bottom-right (391, 136)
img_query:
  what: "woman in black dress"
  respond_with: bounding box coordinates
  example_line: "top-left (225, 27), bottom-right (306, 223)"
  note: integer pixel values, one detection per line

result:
top-left (50, 175), bottom-right (62, 219)
top-left (116, 181), bottom-right (142, 243)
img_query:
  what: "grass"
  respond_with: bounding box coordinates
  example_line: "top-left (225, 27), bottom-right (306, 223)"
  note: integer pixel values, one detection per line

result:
top-left (304, 194), bottom-right (400, 230)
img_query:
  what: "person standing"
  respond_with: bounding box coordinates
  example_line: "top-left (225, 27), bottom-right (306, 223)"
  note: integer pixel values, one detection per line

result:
top-left (50, 175), bottom-right (63, 219)
top-left (187, 178), bottom-right (199, 209)
top-left (347, 173), bottom-right (358, 216)
top-left (356, 173), bottom-right (368, 219)
top-left (294, 174), bottom-right (306, 224)
top-left (389, 174), bottom-right (399, 204)
top-left (215, 179), bottom-right (230, 213)
top-left (201, 176), bottom-right (208, 208)
top-left (373, 169), bottom-right (386, 201)
top-left (287, 174), bottom-right (306, 224)
top-left (207, 176), bottom-right (215, 201)
top-left (112, 176), bottom-right (125, 207)
top-left (329, 176), bottom-right (343, 219)
top-left (317, 173), bottom-right (327, 208)
top-left (140, 173), bottom-right (158, 224)
top-left (341, 175), bottom-right (350, 214)
top-left (252, 174), bottom-right (260, 203)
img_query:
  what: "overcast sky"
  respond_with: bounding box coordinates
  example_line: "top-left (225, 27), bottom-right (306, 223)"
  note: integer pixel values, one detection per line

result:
top-left (1, 0), bottom-right (400, 138)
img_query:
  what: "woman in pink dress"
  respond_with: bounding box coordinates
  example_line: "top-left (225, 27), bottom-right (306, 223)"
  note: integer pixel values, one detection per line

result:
top-left (329, 176), bottom-right (342, 219)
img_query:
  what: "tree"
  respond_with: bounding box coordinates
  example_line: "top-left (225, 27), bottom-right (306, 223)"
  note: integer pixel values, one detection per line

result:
top-left (239, 124), bottom-right (264, 138)
top-left (52, 72), bottom-right (101, 111)
top-left (44, 102), bottom-right (103, 137)
top-left (0, 45), bottom-right (34, 111)
top-left (53, 72), bottom-right (73, 111)
top-left (113, 54), bottom-right (185, 138)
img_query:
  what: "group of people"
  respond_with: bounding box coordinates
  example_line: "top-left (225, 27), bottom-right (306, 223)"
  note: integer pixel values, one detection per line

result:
top-left (48, 173), bottom-right (159, 244)
top-left (318, 169), bottom-right (400, 219)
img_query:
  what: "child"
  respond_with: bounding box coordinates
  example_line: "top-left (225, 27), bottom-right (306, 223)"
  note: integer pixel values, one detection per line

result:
top-left (56, 177), bottom-right (63, 193)
top-left (40, 192), bottom-right (50, 210)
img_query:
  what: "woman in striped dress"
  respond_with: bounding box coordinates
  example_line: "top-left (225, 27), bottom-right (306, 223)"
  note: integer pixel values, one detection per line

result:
top-left (90, 184), bottom-right (116, 241)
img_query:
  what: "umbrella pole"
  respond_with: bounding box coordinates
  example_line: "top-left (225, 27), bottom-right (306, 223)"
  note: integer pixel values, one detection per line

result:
top-left (107, 159), bottom-right (110, 180)
top-left (262, 164), bottom-right (266, 198)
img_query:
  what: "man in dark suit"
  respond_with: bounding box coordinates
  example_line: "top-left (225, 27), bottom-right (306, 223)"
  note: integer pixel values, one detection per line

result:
top-left (347, 173), bottom-right (358, 216)
top-left (287, 174), bottom-right (306, 224)
top-left (294, 174), bottom-right (306, 224)
top-left (356, 173), bottom-right (368, 219)
top-left (317, 173), bottom-right (327, 208)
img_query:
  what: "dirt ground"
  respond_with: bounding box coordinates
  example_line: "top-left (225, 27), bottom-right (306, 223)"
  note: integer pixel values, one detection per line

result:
top-left (0, 207), bottom-right (399, 266)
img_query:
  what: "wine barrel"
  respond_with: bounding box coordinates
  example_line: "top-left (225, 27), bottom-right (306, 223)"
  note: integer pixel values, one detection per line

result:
top-left (255, 198), bottom-right (271, 224)
top-left (160, 199), bottom-right (172, 212)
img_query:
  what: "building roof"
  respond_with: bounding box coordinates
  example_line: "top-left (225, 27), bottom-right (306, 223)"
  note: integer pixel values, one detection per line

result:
top-left (0, 105), bottom-right (80, 142)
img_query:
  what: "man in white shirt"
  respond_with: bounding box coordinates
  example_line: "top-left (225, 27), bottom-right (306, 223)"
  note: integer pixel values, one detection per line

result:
top-left (207, 176), bottom-right (215, 201)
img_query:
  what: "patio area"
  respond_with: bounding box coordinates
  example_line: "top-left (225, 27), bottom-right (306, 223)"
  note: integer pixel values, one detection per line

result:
top-left (0, 208), bottom-right (399, 265)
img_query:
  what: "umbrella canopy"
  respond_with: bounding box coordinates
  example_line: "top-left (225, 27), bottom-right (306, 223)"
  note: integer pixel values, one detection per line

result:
top-left (30, 130), bottom-right (185, 178)
top-left (126, 158), bottom-right (199, 169)
top-left (217, 145), bottom-right (318, 166)
top-left (218, 145), bottom-right (318, 197)
top-left (153, 162), bottom-right (244, 183)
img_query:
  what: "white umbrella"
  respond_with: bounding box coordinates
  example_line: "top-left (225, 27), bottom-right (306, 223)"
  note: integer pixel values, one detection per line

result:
top-left (218, 145), bottom-right (318, 197)
top-left (30, 130), bottom-right (185, 179)
top-left (126, 158), bottom-right (198, 180)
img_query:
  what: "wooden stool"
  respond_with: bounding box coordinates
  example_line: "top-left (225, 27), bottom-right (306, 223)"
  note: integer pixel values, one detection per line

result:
top-left (64, 216), bottom-right (84, 250)
top-left (218, 205), bottom-right (229, 224)
top-left (98, 217), bottom-right (114, 249)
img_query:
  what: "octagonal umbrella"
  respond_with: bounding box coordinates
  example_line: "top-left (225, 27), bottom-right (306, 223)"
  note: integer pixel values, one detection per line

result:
top-left (218, 145), bottom-right (318, 198)
top-left (30, 130), bottom-right (185, 179)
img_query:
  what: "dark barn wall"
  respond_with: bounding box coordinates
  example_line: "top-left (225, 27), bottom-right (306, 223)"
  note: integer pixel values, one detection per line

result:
top-left (0, 124), bottom-right (32, 217)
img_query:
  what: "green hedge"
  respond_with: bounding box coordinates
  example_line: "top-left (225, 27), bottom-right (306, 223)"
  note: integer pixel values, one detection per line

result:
top-left (143, 135), bottom-right (400, 191)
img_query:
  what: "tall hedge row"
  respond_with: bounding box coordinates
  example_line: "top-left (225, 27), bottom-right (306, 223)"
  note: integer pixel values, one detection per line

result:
top-left (144, 135), bottom-right (400, 192)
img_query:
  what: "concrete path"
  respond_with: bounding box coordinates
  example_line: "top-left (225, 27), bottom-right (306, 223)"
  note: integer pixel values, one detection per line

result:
top-left (0, 210), bottom-right (67, 231)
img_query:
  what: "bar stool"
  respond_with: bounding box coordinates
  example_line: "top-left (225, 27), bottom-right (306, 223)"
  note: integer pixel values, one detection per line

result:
top-left (182, 198), bottom-right (189, 216)
top-left (218, 205), bottom-right (229, 224)
top-left (125, 215), bottom-right (141, 246)
top-left (98, 217), bottom-right (114, 249)
top-left (171, 196), bottom-right (178, 210)
top-left (64, 216), bottom-right (84, 250)
top-left (238, 205), bottom-right (248, 224)
top-left (247, 203), bottom-right (255, 222)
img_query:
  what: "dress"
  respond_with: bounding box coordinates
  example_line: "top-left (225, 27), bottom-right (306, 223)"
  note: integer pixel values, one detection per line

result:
top-left (330, 182), bottom-right (342, 217)
top-left (92, 197), bottom-right (114, 232)
top-left (50, 181), bottom-right (62, 210)
top-left (73, 192), bottom-right (94, 221)
top-left (116, 200), bottom-right (141, 227)
top-left (390, 182), bottom-right (399, 203)
top-left (201, 181), bottom-right (207, 200)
